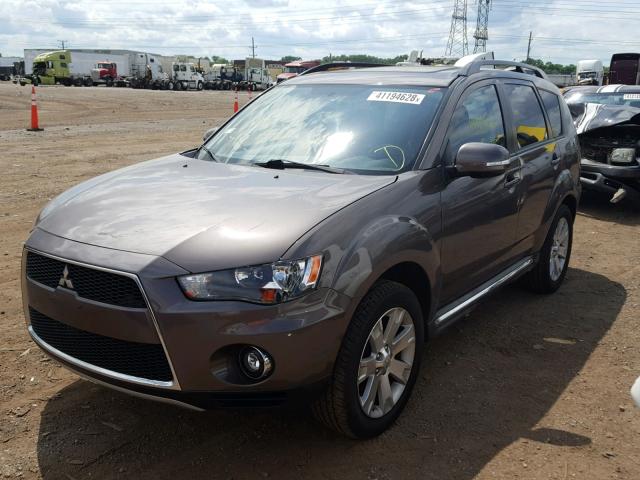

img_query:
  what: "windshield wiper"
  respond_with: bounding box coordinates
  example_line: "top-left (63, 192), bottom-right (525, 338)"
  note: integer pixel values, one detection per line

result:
top-left (254, 159), bottom-right (345, 174)
top-left (199, 145), bottom-right (219, 163)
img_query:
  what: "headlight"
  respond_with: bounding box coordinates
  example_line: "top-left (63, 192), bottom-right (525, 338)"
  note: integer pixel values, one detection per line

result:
top-left (177, 254), bottom-right (323, 304)
top-left (609, 148), bottom-right (637, 165)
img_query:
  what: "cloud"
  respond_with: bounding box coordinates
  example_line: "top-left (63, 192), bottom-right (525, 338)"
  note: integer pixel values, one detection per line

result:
top-left (0, 0), bottom-right (633, 66)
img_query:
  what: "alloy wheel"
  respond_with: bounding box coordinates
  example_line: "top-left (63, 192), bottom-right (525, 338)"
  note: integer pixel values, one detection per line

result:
top-left (550, 217), bottom-right (569, 281)
top-left (358, 307), bottom-right (416, 419)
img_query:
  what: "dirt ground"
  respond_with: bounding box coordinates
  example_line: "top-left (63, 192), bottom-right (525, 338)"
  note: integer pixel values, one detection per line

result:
top-left (0, 82), bottom-right (638, 479)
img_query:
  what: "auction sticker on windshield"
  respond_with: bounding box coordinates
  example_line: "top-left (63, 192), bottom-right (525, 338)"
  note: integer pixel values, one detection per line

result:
top-left (367, 91), bottom-right (425, 105)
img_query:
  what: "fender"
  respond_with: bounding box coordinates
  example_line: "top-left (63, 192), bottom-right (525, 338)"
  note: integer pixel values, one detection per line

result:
top-left (533, 167), bottom-right (579, 252)
top-left (331, 214), bottom-right (441, 324)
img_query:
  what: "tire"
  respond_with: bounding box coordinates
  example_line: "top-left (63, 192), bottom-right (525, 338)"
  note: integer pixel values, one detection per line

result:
top-left (74, 78), bottom-right (82, 87)
top-left (523, 204), bottom-right (573, 294)
top-left (84, 77), bottom-right (93, 87)
top-left (105, 78), bottom-right (114, 87)
top-left (197, 81), bottom-right (203, 91)
top-left (312, 280), bottom-right (424, 438)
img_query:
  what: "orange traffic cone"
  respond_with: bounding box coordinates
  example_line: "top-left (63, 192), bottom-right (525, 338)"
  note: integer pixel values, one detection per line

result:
top-left (27, 85), bottom-right (43, 132)
top-left (233, 88), bottom-right (239, 113)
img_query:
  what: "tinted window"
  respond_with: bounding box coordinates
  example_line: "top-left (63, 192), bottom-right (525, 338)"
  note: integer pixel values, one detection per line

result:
top-left (504, 84), bottom-right (548, 148)
top-left (448, 85), bottom-right (505, 161)
top-left (539, 90), bottom-right (562, 137)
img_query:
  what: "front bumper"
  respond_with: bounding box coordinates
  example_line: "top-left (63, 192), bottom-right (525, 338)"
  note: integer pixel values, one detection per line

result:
top-left (22, 228), bottom-right (351, 409)
top-left (580, 159), bottom-right (640, 201)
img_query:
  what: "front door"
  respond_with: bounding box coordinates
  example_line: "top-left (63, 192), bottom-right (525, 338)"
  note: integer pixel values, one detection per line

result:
top-left (440, 82), bottom-right (522, 304)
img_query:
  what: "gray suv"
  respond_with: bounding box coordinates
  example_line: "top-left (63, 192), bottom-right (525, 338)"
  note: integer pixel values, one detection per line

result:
top-left (22, 58), bottom-right (580, 438)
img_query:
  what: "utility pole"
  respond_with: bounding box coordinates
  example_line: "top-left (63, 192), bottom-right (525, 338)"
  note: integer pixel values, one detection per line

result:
top-left (473, 0), bottom-right (492, 53)
top-left (251, 37), bottom-right (256, 58)
top-left (445, 0), bottom-right (469, 58)
top-left (58, 40), bottom-right (68, 49)
top-left (526, 31), bottom-right (533, 62)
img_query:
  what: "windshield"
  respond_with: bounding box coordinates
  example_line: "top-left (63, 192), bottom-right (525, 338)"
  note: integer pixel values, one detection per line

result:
top-left (284, 66), bottom-right (305, 74)
top-left (198, 84), bottom-right (445, 174)
top-left (565, 91), bottom-right (640, 108)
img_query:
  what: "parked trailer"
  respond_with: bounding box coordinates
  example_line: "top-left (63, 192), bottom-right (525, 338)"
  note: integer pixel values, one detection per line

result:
top-left (609, 53), bottom-right (640, 85)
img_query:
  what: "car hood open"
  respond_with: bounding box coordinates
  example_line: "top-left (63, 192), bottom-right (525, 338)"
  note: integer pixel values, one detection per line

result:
top-left (569, 102), bottom-right (640, 134)
top-left (37, 154), bottom-right (395, 272)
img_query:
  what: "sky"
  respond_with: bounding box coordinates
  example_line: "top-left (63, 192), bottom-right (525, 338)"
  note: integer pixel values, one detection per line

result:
top-left (1, 0), bottom-right (639, 65)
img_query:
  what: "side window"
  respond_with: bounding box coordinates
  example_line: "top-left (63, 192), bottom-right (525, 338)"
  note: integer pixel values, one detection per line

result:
top-left (539, 90), bottom-right (563, 137)
top-left (503, 84), bottom-right (548, 148)
top-left (60, 62), bottom-right (67, 68)
top-left (448, 85), bottom-right (506, 162)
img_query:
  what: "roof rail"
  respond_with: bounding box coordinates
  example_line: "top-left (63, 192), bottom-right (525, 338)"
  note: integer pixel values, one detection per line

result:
top-left (300, 62), bottom-right (389, 76)
top-left (462, 60), bottom-right (548, 80)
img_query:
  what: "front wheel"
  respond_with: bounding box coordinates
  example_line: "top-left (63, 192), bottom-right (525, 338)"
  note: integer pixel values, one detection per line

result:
top-left (313, 280), bottom-right (424, 438)
top-left (523, 204), bottom-right (573, 293)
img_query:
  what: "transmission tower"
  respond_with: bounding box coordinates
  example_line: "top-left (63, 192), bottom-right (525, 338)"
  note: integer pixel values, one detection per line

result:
top-left (445, 0), bottom-right (469, 58)
top-left (473, 0), bottom-right (492, 53)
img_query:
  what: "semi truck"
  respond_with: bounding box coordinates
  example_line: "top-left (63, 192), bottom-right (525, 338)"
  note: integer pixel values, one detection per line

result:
top-left (576, 59), bottom-right (604, 86)
top-left (171, 62), bottom-right (204, 90)
top-left (609, 53), bottom-right (640, 85)
top-left (18, 50), bottom-right (130, 86)
top-left (203, 64), bottom-right (243, 90)
top-left (239, 58), bottom-right (274, 90)
top-left (0, 57), bottom-right (24, 81)
top-left (276, 59), bottom-right (321, 83)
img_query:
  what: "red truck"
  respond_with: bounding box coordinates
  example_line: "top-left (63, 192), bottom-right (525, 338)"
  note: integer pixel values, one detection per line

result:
top-left (276, 59), bottom-right (321, 83)
top-left (90, 61), bottom-right (119, 86)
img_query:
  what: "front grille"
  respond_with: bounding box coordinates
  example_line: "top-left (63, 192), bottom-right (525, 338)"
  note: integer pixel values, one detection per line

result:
top-left (26, 251), bottom-right (146, 309)
top-left (29, 308), bottom-right (173, 382)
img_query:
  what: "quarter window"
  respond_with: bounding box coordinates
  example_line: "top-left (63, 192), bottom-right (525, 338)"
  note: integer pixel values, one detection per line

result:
top-left (503, 84), bottom-right (548, 148)
top-left (448, 85), bottom-right (506, 162)
top-left (539, 90), bottom-right (563, 137)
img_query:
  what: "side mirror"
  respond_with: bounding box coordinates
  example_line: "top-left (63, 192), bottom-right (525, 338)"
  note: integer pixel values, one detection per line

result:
top-left (202, 127), bottom-right (218, 142)
top-left (454, 142), bottom-right (511, 177)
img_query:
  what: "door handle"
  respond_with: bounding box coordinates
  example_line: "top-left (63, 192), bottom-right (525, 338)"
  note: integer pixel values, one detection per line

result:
top-left (504, 169), bottom-right (522, 188)
top-left (551, 153), bottom-right (560, 165)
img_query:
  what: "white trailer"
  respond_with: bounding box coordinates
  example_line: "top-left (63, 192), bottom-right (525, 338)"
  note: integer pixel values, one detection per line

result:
top-left (576, 59), bottom-right (604, 86)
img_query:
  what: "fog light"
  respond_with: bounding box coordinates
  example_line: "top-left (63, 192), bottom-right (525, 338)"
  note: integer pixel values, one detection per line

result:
top-left (239, 346), bottom-right (273, 380)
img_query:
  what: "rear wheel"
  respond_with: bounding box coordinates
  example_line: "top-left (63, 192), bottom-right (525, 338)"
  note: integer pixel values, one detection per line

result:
top-left (313, 280), bottom-right (424, 438)
top-left (105, 78), bottom-right (114, 87)
top-left (84, 77), bottom-right (93, 87)
top-left (523, 204), bottom-right (573, 293)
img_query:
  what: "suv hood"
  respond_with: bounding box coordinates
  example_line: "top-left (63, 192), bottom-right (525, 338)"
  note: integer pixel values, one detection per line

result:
top-left (37, 154), bottom-right (395, 272)
top-left (569, 102), bottom-right (640, 134)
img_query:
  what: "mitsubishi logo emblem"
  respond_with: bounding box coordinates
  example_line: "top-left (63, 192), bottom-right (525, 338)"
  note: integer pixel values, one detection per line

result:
top-left (58, 265), bottom-right (74, 289)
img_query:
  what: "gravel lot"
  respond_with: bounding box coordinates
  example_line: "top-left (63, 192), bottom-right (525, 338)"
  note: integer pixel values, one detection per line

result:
top-left (0, 83), bottom-right (638, 479)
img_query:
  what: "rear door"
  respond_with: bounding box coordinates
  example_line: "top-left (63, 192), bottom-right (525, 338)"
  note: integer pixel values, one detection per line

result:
top-left (439, 81), bottom-right (523, 303)
top-left (499, 81), bottom-right (560, 250)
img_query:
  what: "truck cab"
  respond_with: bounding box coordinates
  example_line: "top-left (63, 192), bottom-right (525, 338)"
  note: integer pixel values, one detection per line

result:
top-left (576, 59), bottom-right (604, 86)
top-left (276, 60), bottom-right (321, 83)
top-left (91, 62), bottom-right (118, 86)
top-left (172, 62), bottom-right (204, 91)
top-left (26, 50), bottom-right (72, 86)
